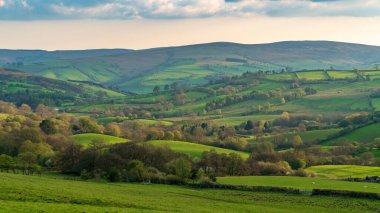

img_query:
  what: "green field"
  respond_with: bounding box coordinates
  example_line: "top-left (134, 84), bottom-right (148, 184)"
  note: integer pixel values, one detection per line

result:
top-left (307, 165), bottom-right (380, 179)
top-left (297, 71), bottom-right (329, 81)
top-left (328, 71), bottom-right (357, 79)
top-left (260, 129), bottom-right (341, 145)
top-left (72, 133), bottom-right (129, 147)
top-left (134, 119), bottom-right (174, 126)
top-left (265, 72), bottom-right (296, 81)
top-left (148, 140), bottom-right (250, 159)
top-left (0, 173), bottom-right (379, 212)
top-left (217, 176), bottom-right (380, 194)
top-left (326, 123), bottom-right (380, 144)
top-left (372, 98), bottom-right (380, 110)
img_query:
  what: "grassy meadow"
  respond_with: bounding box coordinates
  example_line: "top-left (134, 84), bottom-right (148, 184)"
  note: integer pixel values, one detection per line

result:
top-left (147, 140), bottom-right (250, 159)
top-left (0, 173), bottom-right (379, 212)
top-left (306, 165), bottom-right (380, 179)
top-left (217, 176), bottom-right (380, 194)
top-left (72, 133), bottom-right (129, 147)
top-left (325, 123), bottom-right (380, 145)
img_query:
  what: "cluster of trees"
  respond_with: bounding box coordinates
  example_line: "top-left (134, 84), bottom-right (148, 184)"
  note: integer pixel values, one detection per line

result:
top-left (55, 141), bottom-right (315, 183)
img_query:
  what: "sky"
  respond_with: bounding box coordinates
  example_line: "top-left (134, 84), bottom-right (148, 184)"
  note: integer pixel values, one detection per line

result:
top-left (1, 0), bottom-right (380, 50)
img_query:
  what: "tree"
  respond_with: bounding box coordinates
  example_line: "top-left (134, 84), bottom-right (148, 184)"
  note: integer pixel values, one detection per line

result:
top-left (153, 86), bottom-right (160, 95)
top-left (19, 104), bottom-right (33, 115)
top-left (77, 117), bottom-right (103, 134)
top-left (0, 154), bottom-right (15, 172)
top-left (126, 160), bottom-right (146, 182)
top-left (56, 143), bottom-right (82, 173)
top-left (40, 119), bottom-right (59, 135)
top-left (166, 158), bottom-right (192, 179)
top-left (287, 158), bottom-right (306, 170)
top-left (292, 135), bottom-right (303, 147)
top-left (244, 120), bottom-right (254, 130)
top-left (105, 123), bottom-right (121, 137)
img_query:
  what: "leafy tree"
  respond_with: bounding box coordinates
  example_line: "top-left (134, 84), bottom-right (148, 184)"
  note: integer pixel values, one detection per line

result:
top-left (105, 123), bottom-right (121, 137)
top-left (244, 120), bottom-right (254, 130)
top-left (287, 158), bottom-right (306, 170)
top-left (77, 117), bottom-right (103, 134)
top-left (40, 119), bottom-right (59, 135)
top-left (166, 158), bottom-right (192, 179)
top-left (153, 86), bottom-right (160, 94)
top-left (126, 160), bottom-right (146, 182)
top-left (0, 154), bottom-right (15, 172)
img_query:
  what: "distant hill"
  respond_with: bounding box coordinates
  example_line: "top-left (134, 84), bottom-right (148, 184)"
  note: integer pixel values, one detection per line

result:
top-left (0, 68), bottom-right (125, 108)
top-left (3, 41), bottom-right (380, 93)
top-left (0, 49), bottom-right (131, 63)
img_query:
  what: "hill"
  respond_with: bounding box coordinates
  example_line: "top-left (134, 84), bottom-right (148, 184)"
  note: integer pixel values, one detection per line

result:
top-left (72, 133), bottom-right (129, 147)
top-left (0, 68), bottom-right (126, 108)
top-left (147, 140), bottom-right (250, 159)
top-left (4, 41), bottom-right (380, 93)
top-left (0, 49), bottom-right (131, 63)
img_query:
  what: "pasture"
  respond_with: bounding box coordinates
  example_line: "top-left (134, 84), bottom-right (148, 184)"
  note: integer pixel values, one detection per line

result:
top-left (328, 71), bottom-right (357, 79)
top-left (0, 173), bottom-right (379, 212)
top-left (296, 71), bottom-right (329, 81)
top-left (72, 133), bottom-right (128, 147)
top-left (217, 176), bottom-right (380, 193)
top-left (147, 140), bottom-right (250, 159)
top-left (326, 123), bottom-right (380, 145)
top-left (306, 165), bottom-right (380, 179)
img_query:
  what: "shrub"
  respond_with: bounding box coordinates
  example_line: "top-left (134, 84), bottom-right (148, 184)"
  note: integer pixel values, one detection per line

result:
top-left (165, 175), bottom-right (185, 185)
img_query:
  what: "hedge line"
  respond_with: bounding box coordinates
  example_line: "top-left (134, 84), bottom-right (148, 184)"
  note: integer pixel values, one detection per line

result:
top-left (312, 189), bottom-right (380, 200)
top-left (187, 181), bottom-right (301, 195)
top-left (187, 182), bottom-right (380, 200)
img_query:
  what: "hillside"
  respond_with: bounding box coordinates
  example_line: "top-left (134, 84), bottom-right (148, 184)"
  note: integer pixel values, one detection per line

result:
top-left (0, 68), bottom-right (125, 107)
top-left (72, 133), bottom-right (129, 147)
top-left (148, 140), bottom-right (250, 159)
top-left (4, 41), bottom-right (380, 93)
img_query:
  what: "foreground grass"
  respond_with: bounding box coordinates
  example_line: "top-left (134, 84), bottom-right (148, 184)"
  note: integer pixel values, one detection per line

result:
top-left (72, 133), bottom-right (129, 147)
top-left (217, 176), bottom-right (380, 194)
top-left (148, 140), bottom-right (250, 159)
top-left (0, 173), bottom-right (380, 212)
top-left (307, 165), bottom-right (380, 179)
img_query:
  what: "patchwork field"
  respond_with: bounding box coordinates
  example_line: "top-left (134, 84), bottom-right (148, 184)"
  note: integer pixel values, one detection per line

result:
top-left (147, 140), bottom-right (250, 159)
top-left (217, 176), bottom-right (380, 193)
top-left (306, 165), bottom-right (380, 179)
top-left (72, 133), bottom-right (129, 147)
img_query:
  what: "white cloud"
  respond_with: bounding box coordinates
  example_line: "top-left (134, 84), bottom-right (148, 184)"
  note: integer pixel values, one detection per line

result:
top-left (3, 0), bottom-right (380, 19)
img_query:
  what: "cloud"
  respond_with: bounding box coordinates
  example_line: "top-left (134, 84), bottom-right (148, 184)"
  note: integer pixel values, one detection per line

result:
top-left (1, 0), bottom-right (380, 20)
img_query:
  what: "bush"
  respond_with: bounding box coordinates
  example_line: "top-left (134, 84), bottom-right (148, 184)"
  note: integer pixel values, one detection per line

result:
top-left (165, 175), bottom-right (185, 185)
top-left (80, 169), bottom-right (92, 180)
top-left (293, 169), bottom-right (315, 177)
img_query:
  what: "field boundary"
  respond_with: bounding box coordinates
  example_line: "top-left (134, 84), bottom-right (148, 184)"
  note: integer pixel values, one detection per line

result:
top-left (187, 181), bottom-right (380, 200)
